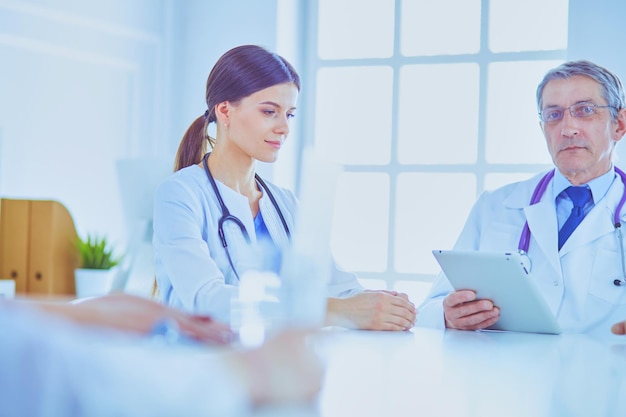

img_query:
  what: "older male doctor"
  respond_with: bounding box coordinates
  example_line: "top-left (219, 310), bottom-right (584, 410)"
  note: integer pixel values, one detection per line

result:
top-left (417, 60), bottom-right (626, 333)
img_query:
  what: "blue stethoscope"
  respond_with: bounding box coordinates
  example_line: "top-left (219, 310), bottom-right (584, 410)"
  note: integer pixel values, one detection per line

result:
top-left (517, 166), bottom-right (626, 286)
top-left (202, 153), bottom-right (291, 280)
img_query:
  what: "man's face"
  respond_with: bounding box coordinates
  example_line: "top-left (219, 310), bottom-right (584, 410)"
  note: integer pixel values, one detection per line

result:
top-left (540, 75), bottom-right (626, 185)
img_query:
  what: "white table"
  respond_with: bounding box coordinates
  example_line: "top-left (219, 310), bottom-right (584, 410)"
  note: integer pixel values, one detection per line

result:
top-left (258, 327), bottom-right (626, 417)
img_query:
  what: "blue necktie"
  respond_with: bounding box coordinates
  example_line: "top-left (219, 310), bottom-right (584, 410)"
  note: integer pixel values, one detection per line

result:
top-left (558, 186), bottom-right (592, 250)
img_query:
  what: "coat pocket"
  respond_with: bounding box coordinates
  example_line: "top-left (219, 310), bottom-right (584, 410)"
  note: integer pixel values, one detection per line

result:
top-left (588, 247), bottom-right (626, 305)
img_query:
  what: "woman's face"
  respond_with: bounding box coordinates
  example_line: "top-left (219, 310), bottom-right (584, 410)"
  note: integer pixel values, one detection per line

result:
top-left (218, 82), bottom-right (299, 163)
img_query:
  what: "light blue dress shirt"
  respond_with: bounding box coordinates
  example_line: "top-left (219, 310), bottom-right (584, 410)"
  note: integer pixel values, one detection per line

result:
top-left (253, 210), bottom-right (282, 273)
top-left (553, 166), bottom-right (616, 230)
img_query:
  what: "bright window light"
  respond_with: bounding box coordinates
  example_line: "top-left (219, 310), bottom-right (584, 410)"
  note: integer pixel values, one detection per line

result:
top-left (332, 172), bottom-right (390, 272)
top-left (318, 0), bottom-right (395, 59)
top-left (486, 60), bottom-right (562, 164)
top-left (315, 66), bottom-right (393, 165)
top-left (308, 0), bottom-right (569, 287)
top-left (401, 0), bottom-right (481, 56)
top-left (484, 173), bottom-right (537, 191)
top-left (398, 63), bottom-right (479, 164)
top-left (394, 173), bottom-right (476, 274)
top-left (489, 0), bottom-right (569, 52)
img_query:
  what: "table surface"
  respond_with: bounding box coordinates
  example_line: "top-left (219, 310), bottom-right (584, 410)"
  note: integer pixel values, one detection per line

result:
top-left (255, 327), bottom-right (626, 417)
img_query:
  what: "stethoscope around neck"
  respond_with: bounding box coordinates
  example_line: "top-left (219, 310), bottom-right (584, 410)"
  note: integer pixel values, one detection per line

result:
top-left (517, 166), bottom-right (626, 286)
top-left (202, 153), bottom-right (291, 280)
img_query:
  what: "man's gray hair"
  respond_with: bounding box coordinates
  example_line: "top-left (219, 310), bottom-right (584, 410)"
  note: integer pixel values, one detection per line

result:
top-left (536, 60), bottom-right (625, 121)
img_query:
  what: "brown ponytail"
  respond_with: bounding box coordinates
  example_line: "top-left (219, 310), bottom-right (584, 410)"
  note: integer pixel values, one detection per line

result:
top-left (173, 115), bottom-right (216, 171)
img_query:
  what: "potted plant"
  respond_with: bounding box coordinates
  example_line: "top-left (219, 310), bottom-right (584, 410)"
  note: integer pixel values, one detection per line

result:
top-left (74, 234), bottom-right (123, 298)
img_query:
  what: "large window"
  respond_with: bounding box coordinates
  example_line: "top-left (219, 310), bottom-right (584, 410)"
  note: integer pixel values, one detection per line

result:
top-left (301, 0), bottom-right (569, 303)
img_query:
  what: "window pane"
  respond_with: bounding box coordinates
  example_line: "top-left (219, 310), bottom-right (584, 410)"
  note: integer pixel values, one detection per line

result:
top-left (315, 67), bottom-right (393, 165)
top-left (394, 173), bottom-right (476, 274)
top-left (489, 0), bottom-right (569, 52)
top-left (401, 0), bottom-right (481, 56)
top-left (484, 172), bottom-right (537, 192)
top-left (485, 60), bottom-right (562, 164)
top-left (398, 63), bottom-right (479, 164)
top-left (358, 278), bottom-right (388, 290)
top-left (318, 0), bottom-right (395, 59)
top-left (393, 280), bottom-right (433, 305)
top-left (331, 173), bottom-right (389, 272)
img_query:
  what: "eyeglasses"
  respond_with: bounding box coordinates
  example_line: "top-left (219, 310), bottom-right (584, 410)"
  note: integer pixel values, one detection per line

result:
top-left (539, 102), bottom-right (615, 123)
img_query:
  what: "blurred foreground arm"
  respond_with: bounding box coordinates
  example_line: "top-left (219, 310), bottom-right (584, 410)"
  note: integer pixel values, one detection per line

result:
top-left (0, 302), bottom-right (322, 416)
top-left (612, 320), bottom-right (626, 335)
top-left (229, 330), bottom-right (323, 406)
top-left (19, 292), bottom-right (232, 344)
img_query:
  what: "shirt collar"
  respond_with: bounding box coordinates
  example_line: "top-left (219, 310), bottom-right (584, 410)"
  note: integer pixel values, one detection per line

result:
top-left (552, 165), bottom-right (616, 203)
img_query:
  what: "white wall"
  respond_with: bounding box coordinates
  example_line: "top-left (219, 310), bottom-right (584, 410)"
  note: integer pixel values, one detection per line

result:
top-left (1, 0), bottom-right (165, 244)
top-left (0, 0), bottom-right (283, 292)
top-left (0, 0), bottom-right (280, 250)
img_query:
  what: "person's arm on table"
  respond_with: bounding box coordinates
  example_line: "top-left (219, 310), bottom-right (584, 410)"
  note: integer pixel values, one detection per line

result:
top-left (326, 290), bottom-right (417, 331)
top-left (324, 262), bottom-right (416, 331)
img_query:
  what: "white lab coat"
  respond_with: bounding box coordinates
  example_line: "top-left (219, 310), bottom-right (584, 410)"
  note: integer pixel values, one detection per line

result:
top-left (417, 169), bottom-right (626, 334)
top-left (153, 164), bottom-right (363, 323)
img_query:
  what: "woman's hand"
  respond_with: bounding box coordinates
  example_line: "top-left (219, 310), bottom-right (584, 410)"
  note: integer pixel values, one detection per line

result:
top-left (326, 290), bottom-right (416, 331)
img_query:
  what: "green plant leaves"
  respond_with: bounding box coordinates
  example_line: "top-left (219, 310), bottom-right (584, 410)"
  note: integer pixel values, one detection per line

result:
top-left (76, 234), bottom-right (122, 270)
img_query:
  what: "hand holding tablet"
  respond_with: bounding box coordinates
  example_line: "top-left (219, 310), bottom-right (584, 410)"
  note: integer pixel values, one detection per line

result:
top-left (433, 250), bottom-right (562, 335)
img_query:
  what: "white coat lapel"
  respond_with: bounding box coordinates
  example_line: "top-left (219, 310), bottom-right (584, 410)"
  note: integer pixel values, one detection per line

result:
top-left (525, 200), bottom-right (561, 274)
top-left (502, 176), bottom-right (562, 275)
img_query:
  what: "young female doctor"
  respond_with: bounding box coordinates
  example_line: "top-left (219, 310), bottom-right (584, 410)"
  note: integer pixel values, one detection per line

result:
top-left (153, 45), bottom-right (416, 331)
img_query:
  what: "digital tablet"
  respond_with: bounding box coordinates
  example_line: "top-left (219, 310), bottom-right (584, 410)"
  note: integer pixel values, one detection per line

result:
top-left (432, 250), bottom-right (562, 335)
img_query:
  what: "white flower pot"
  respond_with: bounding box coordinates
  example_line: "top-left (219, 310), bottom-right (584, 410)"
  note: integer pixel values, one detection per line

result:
top-left (74, 268), bottom-right (117, 299)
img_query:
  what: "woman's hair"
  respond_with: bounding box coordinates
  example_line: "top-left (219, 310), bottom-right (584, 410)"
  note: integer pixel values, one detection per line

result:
top-left (536, 60), bottom-right (626, 121)
top-left (174, 45), bottom-right (301, 171)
